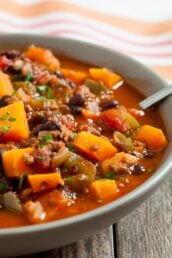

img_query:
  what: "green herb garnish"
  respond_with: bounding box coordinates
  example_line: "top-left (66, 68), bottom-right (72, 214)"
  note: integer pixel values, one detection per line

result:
top-left (66, 177), bottom-right (74, 183)
top-left (68, 143), bottom-right (75, 152)
top-left (71, 133), bottom-right (77, 141)
top-left (39, 154), bottom-right (45, 161)
top-left (0, 178), bottom-right (8, 193)
top-left (0, 112), bottom-right (10, 121)
top-left (13, 74), bottom-right (21, 82)
top-left (25, 73), bottom-right (33, 82)
top-left (106, 170), bottom-right (115, 179)
top-left (42, 134), bottom-right (53, 144)
top-left (18, 174), bottom-right (27, 190)
top-left (8, 116), bottom-right (16, 122)
top-left (35, 96), bottom-right (46, 100)
top-left (0, 112), bottom-right (16, 122)
top-left (37, 85), bottom-right (48, 93)
top-left (46, 88), bottom-right (55, 99)
top-left (38, 111), bottom-right (44, 117)
top-left (63, 92), bottom-right (68, 98)
top-left (1, 125), bottom-right (11, 132)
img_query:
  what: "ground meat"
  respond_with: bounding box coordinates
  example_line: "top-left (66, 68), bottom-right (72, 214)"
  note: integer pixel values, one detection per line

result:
top-left (32, 121), bottom-right (61, 135)
top-left (1, 50), bottom-right (22, 59)
top-left (75, 85), bottom-right (100, 113)
top-left (0, 95), bottom-right (12, 108)
top-left (30, 149), bottom-right (51, 171)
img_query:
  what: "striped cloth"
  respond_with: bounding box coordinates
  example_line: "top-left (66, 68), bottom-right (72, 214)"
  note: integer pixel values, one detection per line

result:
top-left (1, 0), bottom-right (172, 80)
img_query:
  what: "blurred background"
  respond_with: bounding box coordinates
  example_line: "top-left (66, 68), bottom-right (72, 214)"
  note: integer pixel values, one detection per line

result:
top-left (1, 0), bottom-right (172, 80)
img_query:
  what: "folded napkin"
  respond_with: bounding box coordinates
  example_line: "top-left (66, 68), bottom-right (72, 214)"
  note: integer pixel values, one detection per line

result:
top-left (1, 0), bottom-right (172, 80)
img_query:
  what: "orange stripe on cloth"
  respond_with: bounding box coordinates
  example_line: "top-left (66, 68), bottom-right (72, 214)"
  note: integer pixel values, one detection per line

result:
top-left (0, 0), bottom-right (172, 36)
top-left (151, 66), bottom-right (172, 81)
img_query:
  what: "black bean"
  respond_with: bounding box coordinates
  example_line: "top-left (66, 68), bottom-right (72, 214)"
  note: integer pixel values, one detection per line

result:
top-left (5, 65), bottom-right (18, 74)
top-left (143, 148), bottom-right (154, 159)
top-left (129, 163), bottom-right (145, 175)
top-left (69, 94), bottom-right (85, 107)
top-left (54, 70), bottom-right (64, 79)
top-left (66, 79), bottom-right (76, 89)
top-left (1, 50), bottom-right (21, 59)
top-left (100, 100), bottom-right (119, 110)
top-left (70, 106), bottom-right (82, 116)
top-left (0, 95), bottom-right (11, 108)
top-left (33, 121), bottom-right (61, 134)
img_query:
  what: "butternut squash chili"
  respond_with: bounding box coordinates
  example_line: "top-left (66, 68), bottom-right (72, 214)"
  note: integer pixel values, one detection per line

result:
top-left (0, 46), bottom-right (167, 228)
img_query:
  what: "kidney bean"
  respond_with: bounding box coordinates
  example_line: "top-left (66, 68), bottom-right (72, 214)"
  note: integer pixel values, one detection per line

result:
top-left (70, 106), bottom-right (82, 116)
top-left (129, 163), bottom-right (145, 175)
top-left (0, 95), bottom-right (11, 108)
top-left (100, 100), bottom-right (119, 110)
top-left (69, 94), bottom-right (85, 107)
top-left (33, 121), bottom-right (61, 134)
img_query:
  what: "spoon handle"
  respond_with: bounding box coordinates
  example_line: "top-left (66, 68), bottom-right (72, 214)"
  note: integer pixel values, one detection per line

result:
top-left (139, 86), bottom-right (172, 110)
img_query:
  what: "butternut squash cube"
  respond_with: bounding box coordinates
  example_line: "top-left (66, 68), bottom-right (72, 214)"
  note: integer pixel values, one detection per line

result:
top-left (25, 45), bottom-right (60, 71)
top-left (90, 179), bottom-right (117, 201)
top-left (0, 101), bottom-right (29, 142)
top-left (135, 125), bottom-right (167, 151)
top-left (0, 71), bottom-right (14, 96)
top-left (62, 69), bottom-right (88, 84)
top-left (89, 68), bottom-right (122, 88)
top-left (2, 148), bottom-right (34, 178)
top-left (73, 131), bottom-right (117, 161)
top-left (28, 173), bottom-right (63, 193)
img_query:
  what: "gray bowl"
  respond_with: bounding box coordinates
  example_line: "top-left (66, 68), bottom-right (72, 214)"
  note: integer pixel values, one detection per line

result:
top-left (0, 34), bottom-right (171, 257)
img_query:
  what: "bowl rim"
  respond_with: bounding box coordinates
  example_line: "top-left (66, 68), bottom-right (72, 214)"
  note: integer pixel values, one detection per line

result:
top-left (0, 33), bottom-right (171, 235)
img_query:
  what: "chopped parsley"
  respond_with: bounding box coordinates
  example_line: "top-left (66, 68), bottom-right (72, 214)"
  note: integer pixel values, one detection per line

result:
top-left (37, 111), bottom-right (43, 117)
top-left (0, 112), bottom-right (16, 122)
top-left (46, 87), bottom-right (55, 99)
top-left (0, 112), bottom-right (10, 121)
top-left (71, 133), bottom-right (77, 141)
top-left (18, 174), bottom-right (27, 190)
top-left (35, 96), bottom-right (46, 100)
top-left (106, 170), bottom-right (115, 179)
top-left (63, 92), bottom-right (68, 98)
top-left (36, 85), bottom-right (55, 100)
top-left (37, 85), bottom-right (48, 93)
top-left (8, 116), bottom-right (16, 122)
top-left (0, 178), bottom-right (8, 193)
top-left (38, 154), bottom-right (45, 161)
top-left (25, 73), bottom-right (33, 82)
top-left (67, 143), bottom-right (75, 152)
top-left (42, 134), bottom-right (53, 144)
top-left (66, 177), bottom-right (74, 183)
top-left (1, 125), bottom-right (11, 132)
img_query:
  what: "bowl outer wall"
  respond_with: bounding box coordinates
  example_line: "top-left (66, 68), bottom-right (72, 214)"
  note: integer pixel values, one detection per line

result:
top-left (0, 34), bottom-right (171, 256)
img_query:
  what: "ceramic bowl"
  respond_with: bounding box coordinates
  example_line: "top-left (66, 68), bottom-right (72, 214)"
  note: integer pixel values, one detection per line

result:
top-left (0, 34), bottom-right (171, 257)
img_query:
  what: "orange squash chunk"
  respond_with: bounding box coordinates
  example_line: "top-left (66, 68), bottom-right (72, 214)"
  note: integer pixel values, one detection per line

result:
top-left (2, 148), bottom-right (34, 178)
top-left (135, 125), bottom-right (167, 151)
top-left (89, 68), bottom-right (122, 88)
top-left (90, 179), bottom-right (117, 201)
top-left (25, 45), bottom-right (60, 71)
top-left (0, 101), bottom-right (29, 142)
top-left (73, 131), bottom-right (117, 161)
top-left (62, 69), bottom-right (88, 84)
top-left (0, 70), bottom-right (14, 96)
top-left (28, 173), bottom-right (63, 193)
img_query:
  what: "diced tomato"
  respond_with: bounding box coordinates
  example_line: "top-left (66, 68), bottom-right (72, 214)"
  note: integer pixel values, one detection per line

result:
top-left (0, 55), bottom-right (11, 70)
top-left (101, 107), bottom-right (130, 133)
top-left (128, 108), bottom-right (145, 119)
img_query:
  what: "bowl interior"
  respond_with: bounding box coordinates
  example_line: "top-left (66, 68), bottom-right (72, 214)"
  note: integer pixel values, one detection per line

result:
top-left (0, 34), bottom-right (171, 234)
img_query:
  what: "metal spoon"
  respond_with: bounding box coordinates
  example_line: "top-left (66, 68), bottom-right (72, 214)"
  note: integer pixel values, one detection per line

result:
top-left (139, 87), bottom-right (172, 110)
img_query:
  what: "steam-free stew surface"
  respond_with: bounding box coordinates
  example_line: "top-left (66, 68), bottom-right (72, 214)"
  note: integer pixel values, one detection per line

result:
top-left (0, 46), bottom-right (167, 228)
